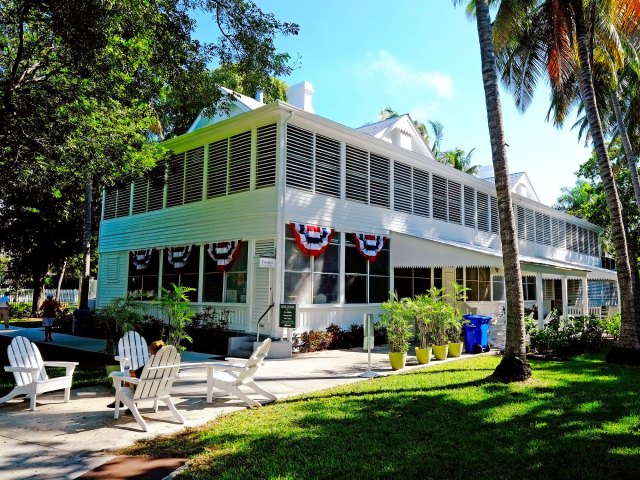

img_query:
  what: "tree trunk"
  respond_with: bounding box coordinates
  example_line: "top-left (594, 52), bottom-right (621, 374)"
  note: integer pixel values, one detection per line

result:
top-left (56, 259), bottom-right (67, 302)
top-left (611, 92), bottom-right (640, 210)
top-left (79, 176), bottom-right (92, 310)
top-left (31, 275), bottom-right (45, 315)
top-left (574, 3), bottom-right (639, 352)
top-left (475, 0), bottom-right (530, 381)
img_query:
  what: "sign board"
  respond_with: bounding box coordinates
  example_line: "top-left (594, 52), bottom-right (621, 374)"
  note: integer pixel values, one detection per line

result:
top-left (279, 303), bottom-right (297, 328)
top-left (363, 313), bottom-right (375, 350)
top-left (259, 257), bottom-right (276, 268)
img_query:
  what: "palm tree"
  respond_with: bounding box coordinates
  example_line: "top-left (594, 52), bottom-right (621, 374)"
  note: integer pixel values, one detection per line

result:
top-left (493, 0), bottom-right (640, 355)
top-left (453, 0), bottom-right (531, 381)
top-left (439, 148), bottom-right (480, 175)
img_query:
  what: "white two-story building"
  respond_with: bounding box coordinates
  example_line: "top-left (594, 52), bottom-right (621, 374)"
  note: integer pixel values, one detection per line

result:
top-left (97, 81), bottom-right (619, 341)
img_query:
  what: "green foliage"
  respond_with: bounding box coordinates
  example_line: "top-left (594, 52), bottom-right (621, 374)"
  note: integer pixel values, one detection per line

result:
top-left (95, 297), bottom-right (143, 355)
top-left (8, 302), bottom-right (31, 319)
top-left (529, 314), bottom-right (611, 358)
top-left (601, 312), bottom-right (621, 340)
top-left (158, 284), bottom-right (194, 352)
top-left (377, 294), bottom-right (414, 353)
top-left (190, 306), bottom-right (230, 330)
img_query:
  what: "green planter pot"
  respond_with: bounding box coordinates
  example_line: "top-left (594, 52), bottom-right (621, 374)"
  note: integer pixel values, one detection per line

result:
top-left (448, 342), bottom-right (463, 357)
top-left (415, 347), bottom-right (432, 365)
top-left (432, 344), bottom-right (449, 361)
top-left (389, 352), bottom-right (407, 370)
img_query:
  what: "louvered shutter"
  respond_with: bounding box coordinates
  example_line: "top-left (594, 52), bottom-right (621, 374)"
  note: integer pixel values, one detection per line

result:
top-left (464, 186), bottom-right (476, 228)
top-left (184, 146), bottom-right (204, 203)
top-left (256, 124), bottom-right (277, 188)
top-left (578, 227), bottom-right (587, 254)
top-left (208, 139), bottom-right (228, 198)
top-left (166, 153), bottom-right (184, 207)
top-left (104, 189), bottom-right (117, 219)
top-left (345, 145), bottom-right (369, 203)
top-left (286, 125), bottom-right (313, 190)
top-left (447, 180), bottom-right (462, 224)
top-left (516, 205), bottom-right (525, 239)
top-left (315, 134), bottom-right (341, 197)
top-left (490, 196), bottom-right (499, 233)
top-left (535, 212), bottom-right (544, 244)
top-left (569, 223), bottom-right (578, 251)
top-left (541, 214), bottom-right (551, 246)
top-left (116, 183), bottom-right (131, 217)
top-left (432, 175), bottom-right (447, 221)
top-left (132, 178), bottom-right (148, 215)
top-left (394, 162), bottom-right (412, 214)
top-left (413, 168), bottom-right (430, 217)
top-left (147, 165), bottom-right (165, 211)
top-left (559, 221), bottom-right (567, 249)
top-left (524, 208), bottom-right (535, 242)
top-left (229, 131), bottom-right (251, 193)
top-left (477, 192), bottom-right (489, 232)
top-left (369, 153), bottom-right (390, 208)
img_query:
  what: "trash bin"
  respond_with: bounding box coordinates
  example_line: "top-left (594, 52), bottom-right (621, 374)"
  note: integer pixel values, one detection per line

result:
top-left (462, 314), bottom-right (492, 353)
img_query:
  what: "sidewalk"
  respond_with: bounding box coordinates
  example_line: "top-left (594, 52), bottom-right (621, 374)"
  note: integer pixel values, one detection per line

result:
top-left (0, 326), bottom-right (491, 479)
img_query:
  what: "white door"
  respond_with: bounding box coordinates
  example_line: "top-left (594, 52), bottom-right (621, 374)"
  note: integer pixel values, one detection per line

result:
top-left (252, 241), bottom-right (275, 337)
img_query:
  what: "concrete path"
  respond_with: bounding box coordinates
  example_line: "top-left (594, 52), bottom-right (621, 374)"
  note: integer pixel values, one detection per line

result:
top-left (0, 326), bottom-right (490, 479)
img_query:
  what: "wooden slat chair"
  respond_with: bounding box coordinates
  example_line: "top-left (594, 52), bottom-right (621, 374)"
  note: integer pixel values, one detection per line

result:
top-left (0, 336), bottom-right (77, 411)
top-left (208, 338), bottom-right (277, 408)
top-left (115, 331), bottom-right (149, 373)
top-left (111, 345), bottom-right (183, 432)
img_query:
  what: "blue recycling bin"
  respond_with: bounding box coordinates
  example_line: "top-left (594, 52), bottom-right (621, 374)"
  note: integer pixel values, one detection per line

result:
top-left (462, 314), bottom-right (492, 353)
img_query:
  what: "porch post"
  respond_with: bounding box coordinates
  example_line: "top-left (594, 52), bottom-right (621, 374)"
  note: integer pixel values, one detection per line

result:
top-left (561, 275), bottom-right (568, 318)
top-left (582, 276), bottom-right (589, 316)
top-left (536, 272), bottom-right (544, 328)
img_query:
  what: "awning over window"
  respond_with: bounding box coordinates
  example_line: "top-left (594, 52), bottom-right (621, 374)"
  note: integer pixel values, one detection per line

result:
top-left (391, 232), bottom-right (612, 280)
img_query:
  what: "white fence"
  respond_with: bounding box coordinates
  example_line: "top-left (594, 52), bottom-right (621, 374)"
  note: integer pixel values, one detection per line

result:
top-left (10, 289), bottom-right (79, 304)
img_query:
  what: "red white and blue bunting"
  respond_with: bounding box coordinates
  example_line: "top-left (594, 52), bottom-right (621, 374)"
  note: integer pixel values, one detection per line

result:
top-left (131, 249), bottom-right (154, 271)
top-left (353, 232), bottom-right (387, 262)
top-left (206, 240), bottom-right (243, 272)
top-left (290, 222), bottom-right (335, 257)
top-left (166, 245), bottom-right (193, 268)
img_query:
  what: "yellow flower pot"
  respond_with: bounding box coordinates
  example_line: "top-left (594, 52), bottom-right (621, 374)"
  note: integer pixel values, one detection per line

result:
top-left (432, 344), bottom-right (449, 361)
top-left (389, 352), bottom-right (407, 370)
top-left (448, 342), bottom-right (463, 357)
top-left (415, 347), bottom-right (432, 365)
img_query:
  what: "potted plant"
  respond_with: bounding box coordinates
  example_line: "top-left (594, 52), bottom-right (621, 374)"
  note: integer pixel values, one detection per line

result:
top-left (377, 294), bottom-right (413, 370)
top-left (411, 294), bottom-right (433, 364)
top-left (447, 282), bottom-right (469, 357)
top-left (95, 296), bottom-right (143, 376)
top-left (158, 284), bottom-right (194, 352)
top-left (426, 287), bottom-right (454, 360)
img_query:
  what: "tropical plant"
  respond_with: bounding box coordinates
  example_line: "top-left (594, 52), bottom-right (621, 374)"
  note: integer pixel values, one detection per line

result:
top-left (95, 297), bottom-right (143, 355)
top-left (409, 294), bottom-right (433, 349)
top-left (453, 0), bottom-right (530, 381)
top-left (158, 284), bottom-right (194, 352)
top-left (492, 0), bottom-right (640, 357)
top-left (439, 148), bottom-right (480, 175)
top-left (377, 294), bottom-right (414, 353)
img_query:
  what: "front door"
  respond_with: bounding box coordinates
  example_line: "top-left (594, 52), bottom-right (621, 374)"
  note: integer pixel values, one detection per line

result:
top-left (252, 240), bottom-right (275, 337)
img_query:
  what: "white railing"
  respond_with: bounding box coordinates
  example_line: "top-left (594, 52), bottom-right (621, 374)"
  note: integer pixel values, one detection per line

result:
top-left (10, 289), bottom-right (79, 304)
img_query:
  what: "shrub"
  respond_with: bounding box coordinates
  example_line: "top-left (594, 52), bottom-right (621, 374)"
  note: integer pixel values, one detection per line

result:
top-left (325, 323), bottom-right (345, 349)
top-left (297, 330), bottom-right (332, 353)
top-left (191, 306), bottom-right (230, 330)
top-left (529, 314), bottom-right (608, 359)
top-left (601, 313), bottom-right (621, 341)
top-left (9, 302), bottom-right (31, 319)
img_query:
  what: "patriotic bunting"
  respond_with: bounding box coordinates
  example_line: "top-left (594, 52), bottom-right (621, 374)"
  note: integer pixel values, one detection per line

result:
top-left (131, 249), bottom-right (154, 271)
top-left (206, 240), bottom-right (243, 272)
top-left (290, 222), bottom-right (335, 257)
top-left (353, 232), bottom-right (387, 262)
top-left (166, 245), bottom-right (193, 268)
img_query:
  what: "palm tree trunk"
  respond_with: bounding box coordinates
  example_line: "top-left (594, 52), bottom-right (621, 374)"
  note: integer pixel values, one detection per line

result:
top-left (611, 93), bottom-right (640, 210)
top-left (475, 0), bottom-right (530, 381)
top-left (574, 3), bottom-right (639, 352)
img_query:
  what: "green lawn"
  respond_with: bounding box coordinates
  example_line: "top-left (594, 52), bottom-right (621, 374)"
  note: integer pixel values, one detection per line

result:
top-left (122, 353), bottom-right (640, 480)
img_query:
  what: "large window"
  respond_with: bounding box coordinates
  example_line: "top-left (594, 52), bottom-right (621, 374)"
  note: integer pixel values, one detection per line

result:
top-left (345, 236), bottom-right (389, 303)
top-left (284, 229), bottom-right (339, 304)
top-left (522, 276), bottom-right (537, 301)
top-left (465, 267), bottom-right (491, 301)
top-left (127, 249), bottom-right (160, 300)
top-left (394, 268), bottom-right (432, 298)
top-left (492, 275), bottom-right (505, 301)
top-left (162, 245), bottom-right (200, 301)
top-left (203, 245), bottom-right (248, 303)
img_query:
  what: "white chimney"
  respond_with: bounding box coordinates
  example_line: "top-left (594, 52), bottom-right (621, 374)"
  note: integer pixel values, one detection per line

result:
top-left (287, 81), bottom-right (315, 113)
top-left (255, 88), bottom-right (264, 103)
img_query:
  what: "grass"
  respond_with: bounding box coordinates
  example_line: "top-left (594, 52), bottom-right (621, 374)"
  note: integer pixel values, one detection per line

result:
top-left (122, 353), bottom-right (640, 480)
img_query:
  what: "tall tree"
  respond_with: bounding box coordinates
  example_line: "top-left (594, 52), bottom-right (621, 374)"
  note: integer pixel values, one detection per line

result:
top-left (453, 0), bottom-right (531, 381)
top-left (493, 0), bottom-right (640, 356)
top-left (439, 148), bottom-right (480, 175)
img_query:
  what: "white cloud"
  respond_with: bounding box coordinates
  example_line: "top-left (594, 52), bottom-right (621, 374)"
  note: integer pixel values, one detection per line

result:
top-left (356, 50), bottom-right (454, 98)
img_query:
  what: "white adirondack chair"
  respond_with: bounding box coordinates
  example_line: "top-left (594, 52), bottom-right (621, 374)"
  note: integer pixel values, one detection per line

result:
top-left (0, 336), bottom-right (77, 411)
top-left (208, 338), bottom-right (277, 408)
top-left (111, 345), bottom-right (183, 432)
top-left (115, 331), bottom-right (149, 372)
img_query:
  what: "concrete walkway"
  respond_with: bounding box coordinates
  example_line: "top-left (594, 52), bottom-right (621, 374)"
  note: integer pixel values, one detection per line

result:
top-left (0, 326), bottom-right (491, 479)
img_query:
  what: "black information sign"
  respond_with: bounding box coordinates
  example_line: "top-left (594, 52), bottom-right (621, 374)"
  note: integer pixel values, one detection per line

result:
top-left (279, 303), bottom-right (297, 328)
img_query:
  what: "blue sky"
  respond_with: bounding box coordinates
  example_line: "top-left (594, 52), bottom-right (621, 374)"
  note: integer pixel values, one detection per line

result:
top-left (196, 1), bottom-right (592, 206)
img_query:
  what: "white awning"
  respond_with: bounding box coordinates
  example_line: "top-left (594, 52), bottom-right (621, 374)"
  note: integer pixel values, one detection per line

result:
top-left (391, 232), bottom-right (611, 280)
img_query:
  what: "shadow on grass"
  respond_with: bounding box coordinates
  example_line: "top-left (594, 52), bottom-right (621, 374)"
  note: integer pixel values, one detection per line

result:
top-left (123, 354), bottom-right (640, 480)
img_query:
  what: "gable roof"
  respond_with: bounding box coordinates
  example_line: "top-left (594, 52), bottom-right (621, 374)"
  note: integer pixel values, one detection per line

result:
top-left (479, 169), bottom-right (541, 203)
top-left (187, 87), bottom-right (265, 133)
top-left (356, 114), bottom-right (434, 160)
